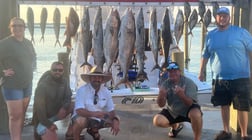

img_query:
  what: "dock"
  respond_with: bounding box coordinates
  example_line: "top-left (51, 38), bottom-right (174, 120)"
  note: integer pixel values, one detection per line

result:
top-left (0, 93), bottom-right (251, 140)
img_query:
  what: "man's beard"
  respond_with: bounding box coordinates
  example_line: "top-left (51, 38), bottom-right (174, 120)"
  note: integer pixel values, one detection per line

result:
top-left (52, 75), bottom-right (63, 82)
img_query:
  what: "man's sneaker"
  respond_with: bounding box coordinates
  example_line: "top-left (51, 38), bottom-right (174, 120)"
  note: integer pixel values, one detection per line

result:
top-left (214, 131), bottom-right (232, 140)
top-left (241, 136), bottom-right (251, 140)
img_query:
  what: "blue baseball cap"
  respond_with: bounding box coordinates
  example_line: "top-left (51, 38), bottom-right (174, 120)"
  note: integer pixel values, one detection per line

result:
top-left (166, 62), bottom-right (180, 70)
top-left (217, 7), bottom-right (230, 15)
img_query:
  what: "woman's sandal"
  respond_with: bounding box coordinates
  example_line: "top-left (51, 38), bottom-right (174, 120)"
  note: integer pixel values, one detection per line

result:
top-left (87, 128), bottom-right (101, 140)
top-left (168, 124), bottom-right (184, 138)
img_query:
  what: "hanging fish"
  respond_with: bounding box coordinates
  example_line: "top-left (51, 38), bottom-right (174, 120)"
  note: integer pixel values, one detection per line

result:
top-left (27, 7), bottom-right (35, 44)
top-left (204, 9), bottom-right (212, 29)
top-left (149, 8), bottom-right (161, 71)
top-left (135, 7), bottom-right (148, 82)
top-left (80, 7), bottom-right (92, 68)
top-left (212, 2), bottom-right (219, 19)
top-left (92, 7), bottom-right (105, 71)
top-left (53, 8), bottom-right (61, 47)
top-left (63, 7), bottom-right (80, 48)
top-left (184, 2), bottom-right (191, 21)
top-left (188, 9), bottom-right (198, 36)
top-left (174, 9), bottom-right (184, 45)
top-left (198, 1), bottom-right (206, 23)
top-left (103, 8), bottom-right (120, 73)
top-left (160, 8), bottom-right (173, 69)
top-left (40, 7), bottom-right (48, 43)
top-left (115, 8), bottom-right (136, 89)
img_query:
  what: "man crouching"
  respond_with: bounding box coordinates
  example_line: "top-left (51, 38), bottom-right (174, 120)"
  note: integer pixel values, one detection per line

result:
top-left (72, 66), bottom-right (120, 140)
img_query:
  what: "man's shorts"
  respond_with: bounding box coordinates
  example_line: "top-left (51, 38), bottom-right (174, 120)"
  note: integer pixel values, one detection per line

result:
top-left (72, 115), bottom-right (110, 129)
top-left (211, 78), bottom-right (251, 111)
top-left (159, 103), bottom-right (202, 125)
top-left (1, 83), bottom-right (32, 100)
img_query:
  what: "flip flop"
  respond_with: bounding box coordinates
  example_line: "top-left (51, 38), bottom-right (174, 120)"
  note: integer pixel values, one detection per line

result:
top-left (87, 128), bottom-right (101, 140)
top-left (168, 124), bottom-right (183, 138)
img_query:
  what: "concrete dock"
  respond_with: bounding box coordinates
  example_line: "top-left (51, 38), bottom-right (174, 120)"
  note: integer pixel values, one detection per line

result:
top-left (0, 93), bottom-right (251, 140)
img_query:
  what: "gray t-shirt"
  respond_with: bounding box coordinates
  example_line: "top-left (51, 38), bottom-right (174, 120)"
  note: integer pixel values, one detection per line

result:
top-left (160, 76), bottom-right (198, 118)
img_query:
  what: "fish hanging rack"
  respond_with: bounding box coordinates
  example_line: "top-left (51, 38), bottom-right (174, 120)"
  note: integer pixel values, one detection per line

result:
top-left (18, 0), bottom-right (233, 7)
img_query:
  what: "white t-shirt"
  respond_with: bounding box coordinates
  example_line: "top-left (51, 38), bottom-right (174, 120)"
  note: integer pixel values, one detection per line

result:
top-left (73, 83), bottom-right (114, 120)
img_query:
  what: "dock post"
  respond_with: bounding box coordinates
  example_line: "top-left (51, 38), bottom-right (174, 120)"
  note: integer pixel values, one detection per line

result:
top-left (171, 51), bottom-right (184, 75)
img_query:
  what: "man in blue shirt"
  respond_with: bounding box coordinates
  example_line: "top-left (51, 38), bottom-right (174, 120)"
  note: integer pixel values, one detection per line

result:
top-left (199, 7), bottom-right (252, 140)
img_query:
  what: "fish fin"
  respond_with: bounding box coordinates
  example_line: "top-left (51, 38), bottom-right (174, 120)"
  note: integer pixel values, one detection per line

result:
top-left (109, 27), bottom-right (114, 35)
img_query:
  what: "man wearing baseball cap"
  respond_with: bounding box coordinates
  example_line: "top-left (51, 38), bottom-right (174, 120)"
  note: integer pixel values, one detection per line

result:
top-left (216, 7), bottom-right (230, 15)
top-left (153, 62), bottom-right (202, 140)
top-left (199, 6), bottom-right (252, 140)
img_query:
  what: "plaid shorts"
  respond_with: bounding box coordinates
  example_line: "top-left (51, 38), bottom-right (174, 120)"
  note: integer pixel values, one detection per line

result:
top-left (211, 78), bottom-right (251, 111)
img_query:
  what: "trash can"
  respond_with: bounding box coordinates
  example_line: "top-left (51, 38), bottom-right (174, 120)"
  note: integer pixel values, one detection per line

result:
top-left (0, 86), bottom-right (9, 134)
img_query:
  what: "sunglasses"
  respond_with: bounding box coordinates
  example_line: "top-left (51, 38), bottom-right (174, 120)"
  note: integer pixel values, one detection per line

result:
top-left (52, 69), bottom-right (64, 72)
top-left (11, 24), bottom-right (25, 28)
top-left (94, 93), bottom-right (99, 105)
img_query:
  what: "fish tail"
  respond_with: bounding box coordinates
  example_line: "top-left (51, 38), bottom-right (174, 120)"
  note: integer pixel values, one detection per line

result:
top-left (151, 64), bottom-right (161, 72)
top-left (199, 18), bottom-right (204, 24)
top-left (187, 31), bottom-right (193, 36)
top-left (114, 79), bottom-right (133, 91)
top-left (161, 62), bottom-right (169, 70)
top-left (137, 71), bottom-right (149, 82)
top-left (54, 39), bottom-right (61, 47)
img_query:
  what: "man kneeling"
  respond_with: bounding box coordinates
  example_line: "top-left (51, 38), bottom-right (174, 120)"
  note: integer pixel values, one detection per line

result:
top-left (153, 62), bottom-right (202, 140)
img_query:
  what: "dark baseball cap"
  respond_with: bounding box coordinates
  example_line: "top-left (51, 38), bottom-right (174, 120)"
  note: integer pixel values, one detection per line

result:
top-left (166, 62), bottom-right (180, 70)
top-left (217, 7), bottom-right (230, 15)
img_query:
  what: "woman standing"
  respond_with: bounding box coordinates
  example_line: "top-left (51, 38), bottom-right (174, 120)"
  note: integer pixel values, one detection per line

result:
top-left (0, 17), bottom-right (36, 140)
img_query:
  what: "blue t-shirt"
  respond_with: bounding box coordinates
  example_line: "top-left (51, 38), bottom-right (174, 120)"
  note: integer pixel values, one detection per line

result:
top-left (202, 25), bottom-right (252, 80)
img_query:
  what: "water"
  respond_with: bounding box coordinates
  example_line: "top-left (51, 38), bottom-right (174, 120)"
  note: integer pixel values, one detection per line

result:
top-left (178, 26), bottom-right (213, 84)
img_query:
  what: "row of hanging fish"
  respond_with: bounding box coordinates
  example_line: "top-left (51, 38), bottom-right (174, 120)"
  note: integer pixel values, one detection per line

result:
top-left (25, 1), bottom-right (219, 47)
top-left (174, 1), bottom-right (219, 45)
top-left (74, 7), bottom-right (174, 89)
top-left (70, 2), bottom-right (220, 88)
top-left (26, 7), bottom-right (63, 47)
top-left (25, 2), bottom-right (220, 88)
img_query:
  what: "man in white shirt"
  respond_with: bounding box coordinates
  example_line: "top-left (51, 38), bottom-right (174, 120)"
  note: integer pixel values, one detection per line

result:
top-left (72, 66), bottom-right (120, 140)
